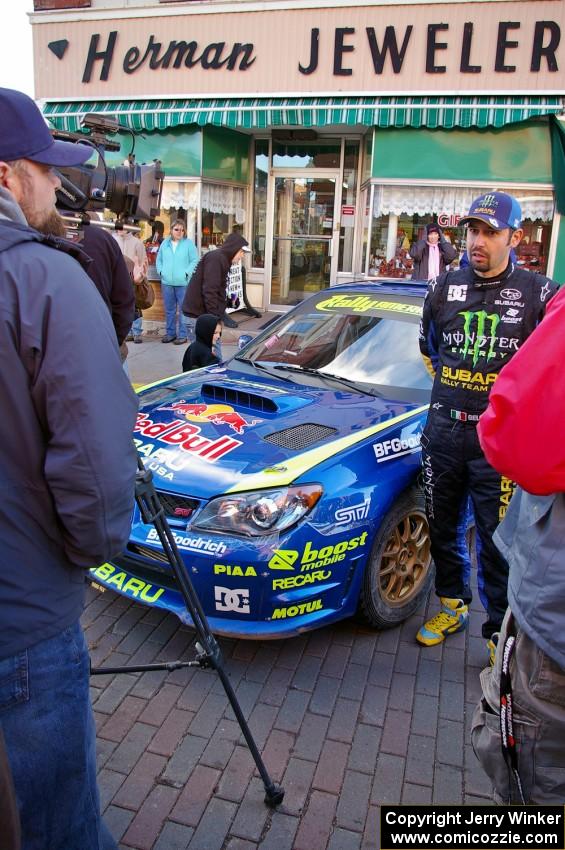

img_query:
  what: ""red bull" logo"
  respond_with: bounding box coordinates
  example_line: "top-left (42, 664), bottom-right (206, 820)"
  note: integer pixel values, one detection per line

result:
top-left (159, 401), bottom-right (261, 435)
top-left (134, 412), bottom-right (242, 462)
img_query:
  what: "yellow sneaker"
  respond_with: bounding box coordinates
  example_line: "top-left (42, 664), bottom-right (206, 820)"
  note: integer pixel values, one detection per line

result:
top-left (416, 597), bottom-right (469, 646)
top-left (487, 632), bottom-right (499, 667)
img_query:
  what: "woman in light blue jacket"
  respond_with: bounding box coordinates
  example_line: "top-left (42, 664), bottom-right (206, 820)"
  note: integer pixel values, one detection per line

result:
top-left (156, 219), bottom-right (199, 343)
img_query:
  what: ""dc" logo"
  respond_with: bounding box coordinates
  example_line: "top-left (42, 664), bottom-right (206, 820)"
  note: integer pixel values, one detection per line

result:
top-left (214, 586), bottom-right (250, 613)
top-left (447, 284), bottom-right (468, 302)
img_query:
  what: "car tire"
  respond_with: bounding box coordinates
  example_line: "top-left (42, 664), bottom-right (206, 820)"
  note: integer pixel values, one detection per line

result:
top-left (358, 486), bottom-right (434, 629)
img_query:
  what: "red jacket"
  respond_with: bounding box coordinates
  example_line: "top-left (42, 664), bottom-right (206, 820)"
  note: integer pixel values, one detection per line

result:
top-left (478, 285), bottom-right (565, 495)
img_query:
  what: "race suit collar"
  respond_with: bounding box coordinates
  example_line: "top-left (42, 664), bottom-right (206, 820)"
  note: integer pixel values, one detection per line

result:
top-left (471, 259), bottom-right (514, 288)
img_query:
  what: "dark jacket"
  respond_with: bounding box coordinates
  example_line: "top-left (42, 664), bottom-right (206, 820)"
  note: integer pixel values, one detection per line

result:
top-left (182, 313), bottom-right (220, 371)
top-left (81, 224), bottom-right (135, 345)
top-left (0, 191), bottom-right (138, 661)
top-left (410, 226), bottom-right (457, 281)
top-left (419, 263), bottom-right (558, 417)
top-left (183, 232), bottom-right (249, 319)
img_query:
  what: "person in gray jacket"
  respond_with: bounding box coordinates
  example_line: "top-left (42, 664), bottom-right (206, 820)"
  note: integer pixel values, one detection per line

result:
top-left (472, 284), bottom-right (565, 804)
top-left (0, 87), bottom-right (138, 849)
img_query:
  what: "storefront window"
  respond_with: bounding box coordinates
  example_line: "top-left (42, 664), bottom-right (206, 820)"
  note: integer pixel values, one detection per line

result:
top-left (338, 142), bottom-right (359, 273)
top-left (154, 207), bottom-right (198, 242)
top-left (272, 139), bottom-right (341, 168)
top-left (515, 217), bottom-right (552, 273)
top-left (201, 183), bottom-right (246, 251)
top-left (367, 211), bottom-right (421, 279)
top-left (366, 185), bottom-right (554, 279)
top-left (252, 139), bottom-right (268, 268)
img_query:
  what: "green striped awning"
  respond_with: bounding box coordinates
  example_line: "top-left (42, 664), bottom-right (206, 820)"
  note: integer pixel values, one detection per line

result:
top-left (43, 95), bottom-right (565, 133)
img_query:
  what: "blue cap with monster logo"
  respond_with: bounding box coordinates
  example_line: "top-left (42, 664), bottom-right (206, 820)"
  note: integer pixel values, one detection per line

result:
top-left (459, 192), bottom-right (522, 231)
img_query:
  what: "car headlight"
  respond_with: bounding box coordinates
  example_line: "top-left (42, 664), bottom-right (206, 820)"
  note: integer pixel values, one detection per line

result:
top-left (191, 484), bottom-right (322, 537)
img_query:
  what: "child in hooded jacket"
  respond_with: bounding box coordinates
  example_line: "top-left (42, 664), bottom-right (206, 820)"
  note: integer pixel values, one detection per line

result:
top-left (182, 314), bottom-right (222, 371)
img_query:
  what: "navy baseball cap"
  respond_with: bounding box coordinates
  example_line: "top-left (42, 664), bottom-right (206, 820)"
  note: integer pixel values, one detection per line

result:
top-left (0, 87), bottom-right (91, 166)
top-left (459, 191), bottom-right (522, 231)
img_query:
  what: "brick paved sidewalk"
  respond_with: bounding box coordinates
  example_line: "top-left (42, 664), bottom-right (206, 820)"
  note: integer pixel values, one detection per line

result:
top-left (86, 582), bottom-right (493, 850)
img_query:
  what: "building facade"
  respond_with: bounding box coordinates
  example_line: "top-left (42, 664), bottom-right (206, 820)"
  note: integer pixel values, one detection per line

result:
top-left (32, 0), bottom-right (565, 311)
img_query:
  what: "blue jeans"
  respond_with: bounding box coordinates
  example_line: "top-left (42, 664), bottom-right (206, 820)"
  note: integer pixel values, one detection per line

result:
top-left (131, 316), bottom-right (143, 336)
top-left (162, 284), bottom-right (188, 339)
top-left (0, 622), bottom-right (117, 850)
top-left (184, 316), bottom-right (196, 345)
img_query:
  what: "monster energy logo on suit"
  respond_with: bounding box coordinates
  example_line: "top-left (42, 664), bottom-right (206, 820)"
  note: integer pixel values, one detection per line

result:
top-left (459, 311), bottom-right (501, 367)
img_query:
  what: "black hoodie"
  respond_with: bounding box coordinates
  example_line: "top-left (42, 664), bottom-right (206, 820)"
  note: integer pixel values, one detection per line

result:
top-left (182, 313), bottom-right (221, 371)
top-left (183, 232), bottom-right (249, 319)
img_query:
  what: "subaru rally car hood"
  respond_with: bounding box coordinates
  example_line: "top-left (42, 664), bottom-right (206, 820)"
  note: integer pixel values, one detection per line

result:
top-left (134, 366), bottom-right (425, 497)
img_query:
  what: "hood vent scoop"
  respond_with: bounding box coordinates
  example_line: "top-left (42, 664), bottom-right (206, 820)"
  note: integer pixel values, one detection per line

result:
top-left (201, 383), bottom-right (279, 414)
top-left (263, 423), bottom-right (337, 450)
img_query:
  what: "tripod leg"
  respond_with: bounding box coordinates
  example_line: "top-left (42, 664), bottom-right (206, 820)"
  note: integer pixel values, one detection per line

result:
top-left (214, 664), bottom-right (284, 806)
top-left (134, 457), bottom-right (285, 806)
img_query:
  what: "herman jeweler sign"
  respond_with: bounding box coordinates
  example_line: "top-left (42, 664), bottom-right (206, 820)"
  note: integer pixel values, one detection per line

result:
top-left (32, 0), bottom-right (564, 99)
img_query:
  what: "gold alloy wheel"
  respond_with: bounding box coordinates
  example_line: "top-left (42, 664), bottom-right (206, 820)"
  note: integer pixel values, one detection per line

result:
top-left (378, 510), bottom-right (431, 608)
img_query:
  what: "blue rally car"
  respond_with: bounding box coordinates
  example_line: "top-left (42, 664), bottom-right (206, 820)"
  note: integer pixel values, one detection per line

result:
top-left (91, 281), bottom-right (435, 638)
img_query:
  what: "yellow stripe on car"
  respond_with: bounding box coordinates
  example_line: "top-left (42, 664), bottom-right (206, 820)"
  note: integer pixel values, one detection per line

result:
top-left (134, 372), bottom-right (185, 393)
top-left (226, 404), bottom-right (429, 493)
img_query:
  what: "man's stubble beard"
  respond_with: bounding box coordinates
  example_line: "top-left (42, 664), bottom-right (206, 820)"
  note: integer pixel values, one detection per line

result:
top-left (12, 161), bottom-right (67, 237)
top-left (22, 204), bottom-right (68, 238)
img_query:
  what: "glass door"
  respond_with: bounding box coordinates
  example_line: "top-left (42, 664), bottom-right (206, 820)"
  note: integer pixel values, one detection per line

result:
top-left (271, 176), bottom-right (338, 307)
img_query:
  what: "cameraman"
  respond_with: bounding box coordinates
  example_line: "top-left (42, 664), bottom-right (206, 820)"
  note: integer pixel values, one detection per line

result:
top-left (0, 88), bottom-right (138, 849)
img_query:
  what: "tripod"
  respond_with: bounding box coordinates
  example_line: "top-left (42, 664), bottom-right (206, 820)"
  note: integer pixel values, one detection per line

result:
top-left (91, 456), bottom-right (285, 807)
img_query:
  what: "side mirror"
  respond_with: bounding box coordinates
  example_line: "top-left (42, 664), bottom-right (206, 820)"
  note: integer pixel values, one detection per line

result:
top-left (238, 334), bottom-right (253, 351)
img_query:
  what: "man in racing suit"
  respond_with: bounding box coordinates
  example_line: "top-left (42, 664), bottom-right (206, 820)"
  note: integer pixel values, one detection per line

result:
top-left (416, 191), bottom-right (558, 653)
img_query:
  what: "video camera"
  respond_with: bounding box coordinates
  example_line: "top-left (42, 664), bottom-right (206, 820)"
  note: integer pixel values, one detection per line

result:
top-left (53, 113), bottom-right (164, 223)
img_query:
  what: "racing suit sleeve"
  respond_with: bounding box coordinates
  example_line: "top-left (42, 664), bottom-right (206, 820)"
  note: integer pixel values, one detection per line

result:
top-left (419, 281), bottom-right (439, 378)
top-left (478, 284), bottom-right (565, 495)
top-left (28, 251), bottom-right (139, 567)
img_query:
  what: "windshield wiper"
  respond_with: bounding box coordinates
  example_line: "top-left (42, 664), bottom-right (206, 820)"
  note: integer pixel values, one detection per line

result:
top-left (234, 356), bottom-right (296, 384)
top-left (272, 364), bottom-right (382, 397)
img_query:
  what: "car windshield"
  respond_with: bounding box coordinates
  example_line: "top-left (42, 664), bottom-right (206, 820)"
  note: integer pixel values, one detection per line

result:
top-left (238, 290), bottom-right (432, 397)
